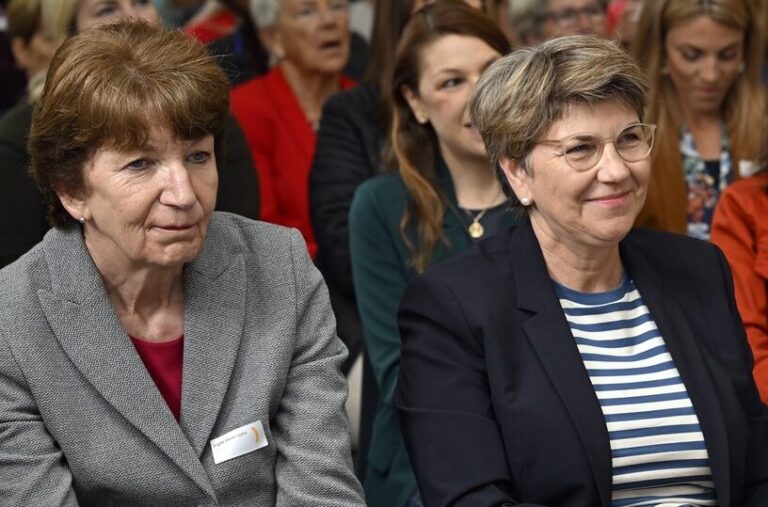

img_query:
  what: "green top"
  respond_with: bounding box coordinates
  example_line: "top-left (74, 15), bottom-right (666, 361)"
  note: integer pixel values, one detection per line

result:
top-left (349, 157), bottom-right (518, 507)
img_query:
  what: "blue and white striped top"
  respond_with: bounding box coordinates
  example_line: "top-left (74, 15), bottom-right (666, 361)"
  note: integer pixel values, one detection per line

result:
top-left (555, 275), bottom-right (717, 507)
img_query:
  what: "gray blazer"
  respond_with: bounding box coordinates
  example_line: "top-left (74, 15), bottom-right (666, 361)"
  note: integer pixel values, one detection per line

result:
top-left (0, 212), bottom-right (365, 506)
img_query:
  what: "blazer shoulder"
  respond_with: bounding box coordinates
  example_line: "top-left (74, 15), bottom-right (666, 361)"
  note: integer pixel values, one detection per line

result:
top-left (625, 227), bottom-right (721, 264)
top-left (0, 242), bottom-right (51, 326)
top-left (323, 83), bottom-right (379, 118)
top-left (203, 212), bottom-right (300, 260)
top-left (357, 171), bottom-right (404, 194)
top-left (350, 173), bottom-right (407, 226)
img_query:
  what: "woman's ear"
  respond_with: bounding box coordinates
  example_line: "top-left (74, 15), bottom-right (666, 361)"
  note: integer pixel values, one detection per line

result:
top-left (499, 156), bottom-right (532, 203)
top-left (402, 85), bottom-right (428, 124)
top-left (58, 191), bottom-right (89, 223)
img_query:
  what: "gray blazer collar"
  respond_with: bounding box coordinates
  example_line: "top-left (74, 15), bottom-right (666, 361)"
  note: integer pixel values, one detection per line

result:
top-left (38, 221), bottom-right (247, 499)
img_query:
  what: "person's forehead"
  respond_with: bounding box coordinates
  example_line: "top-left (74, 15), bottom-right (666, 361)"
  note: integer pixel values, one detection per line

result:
top-left (546, 0), bottom-right (601, 11)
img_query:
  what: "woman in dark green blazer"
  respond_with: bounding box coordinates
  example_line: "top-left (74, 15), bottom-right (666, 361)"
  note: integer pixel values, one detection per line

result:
top-left (348, 3), bottom-right (512, 506)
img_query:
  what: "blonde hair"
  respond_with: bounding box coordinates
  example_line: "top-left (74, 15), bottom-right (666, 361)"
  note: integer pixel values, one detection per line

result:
top-left (41, 0), bottom-right (80, 46)
top-left (470, 35), bottom-right (648, 204)
top-left (632, 0), bottom-right (765, 232)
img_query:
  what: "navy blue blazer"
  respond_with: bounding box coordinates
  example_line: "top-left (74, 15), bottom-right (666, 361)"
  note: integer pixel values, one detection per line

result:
top-left (397, 218), bottom-right (768, 507)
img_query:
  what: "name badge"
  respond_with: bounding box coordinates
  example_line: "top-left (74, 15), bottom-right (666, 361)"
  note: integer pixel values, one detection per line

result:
top-left (210, 421), bottom-right (268, 464)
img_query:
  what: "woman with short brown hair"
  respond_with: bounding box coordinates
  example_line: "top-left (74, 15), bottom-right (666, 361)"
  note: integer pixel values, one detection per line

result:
top-left (0, 21), bottom-right (363, 505)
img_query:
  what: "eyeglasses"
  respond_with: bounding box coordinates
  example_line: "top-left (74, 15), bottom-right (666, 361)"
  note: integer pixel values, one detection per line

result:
top-left (537, 123), bottom-right (657, 172)
top-left (543, 4), bottom-right (605, 25)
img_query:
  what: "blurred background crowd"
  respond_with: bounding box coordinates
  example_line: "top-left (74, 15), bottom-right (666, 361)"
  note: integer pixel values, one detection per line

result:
top-left (1, 0), bottom-right (767, 505)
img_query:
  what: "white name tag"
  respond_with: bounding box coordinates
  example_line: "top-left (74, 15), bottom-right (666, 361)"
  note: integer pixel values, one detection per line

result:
top-left (210, 421), bottom-right (268, 464)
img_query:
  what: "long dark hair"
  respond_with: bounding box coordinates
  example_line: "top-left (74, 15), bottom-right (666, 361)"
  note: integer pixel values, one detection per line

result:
top-left (390, 0), bottom-right (510, 272)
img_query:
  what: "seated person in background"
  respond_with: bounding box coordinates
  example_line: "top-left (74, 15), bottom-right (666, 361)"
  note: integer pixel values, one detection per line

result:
top-left (0, 0), bottom-right (28, 113)
top-left (712, 157), bottom-right (768, 403)
top-left (504, 0), bottom-right (545, 46)
top-left (632, 0), bottom-right (765, 238)
top-left (309, 0), bottom-right (487, 372)
top-left (184, 0), bottom-right (240, 43)
top-left (398, 34), bottom-right (768, 506)
top-left (231, 0), bottom-right (356, 258)
top-left (607, 0), bottom-right (643, 47)
top-left (535, 0), bottom-right (609, 39)
top-left (6, 0), bottom-right (52, 81)
top-left (190, 0), bottom-right (271, 85)
top-left (0, 21), bottom-right (364, 506)
top-left (349, 3), bottom-right (512, 505)
top-left (0, 0), bottom-right (53, 268)
top-left (0, 0), bottom-right (259, 270)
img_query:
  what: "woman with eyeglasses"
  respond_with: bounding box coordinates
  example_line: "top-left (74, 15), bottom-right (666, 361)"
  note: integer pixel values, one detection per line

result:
top-left (632, 0), bottom-right (765, 239)
top-left (396, 35), bottom-right (768, 506)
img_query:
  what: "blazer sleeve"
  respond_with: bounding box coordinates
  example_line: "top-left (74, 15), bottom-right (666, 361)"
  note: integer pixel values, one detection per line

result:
top-left (349, 183), bottom-right (408, 406)
top-left (711, 188), bottom-right (768, 403)
top-left (271, 229), bottom-right (365, 506)
top-left (310, 92), bottom-right (376, 300)
top-left (712, 246), bottom-right (768, 504)
top-left (0, 332), bottom-right (79, 506)
top-left (397, 273), bottom-right (549, 507)
top-left (215, 113), bottom-right (260, 221)
top-left (349, 182), bottom-right (420, 500)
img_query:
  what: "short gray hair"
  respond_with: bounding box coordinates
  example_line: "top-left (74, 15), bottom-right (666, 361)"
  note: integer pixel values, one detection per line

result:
top-left (250, 0), bottom-right (281, 29)
top-left (469, 35), bottom-right (648, 205)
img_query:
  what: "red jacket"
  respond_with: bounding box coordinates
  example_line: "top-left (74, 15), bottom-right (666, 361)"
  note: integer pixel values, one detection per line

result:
top-left (231, 67), bottom-right (356, 258)
top-left (711, 172), bottom-right (768, 402)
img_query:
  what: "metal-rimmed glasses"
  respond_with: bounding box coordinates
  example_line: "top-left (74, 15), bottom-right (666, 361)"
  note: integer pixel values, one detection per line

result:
top-left (537, 123), bottom-right (657, 172)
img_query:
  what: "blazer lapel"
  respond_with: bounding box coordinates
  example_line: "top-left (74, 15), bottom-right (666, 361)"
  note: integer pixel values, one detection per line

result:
top-left (180, 236), bottom-right (246, 456)
top-left (621, 239), bottom-right (732, 506)
top-left (509, 220), bottom-right (613, 507)
top-left (38, 228), bottom-right (215, 498)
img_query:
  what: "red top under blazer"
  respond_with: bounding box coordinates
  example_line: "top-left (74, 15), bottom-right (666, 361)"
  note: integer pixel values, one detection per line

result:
top-left (231, 67), bottom-right (356, 258)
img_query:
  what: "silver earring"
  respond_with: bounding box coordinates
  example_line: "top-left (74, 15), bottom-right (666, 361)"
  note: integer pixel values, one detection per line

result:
top-left (520, 197), bottom-right (531, 206)
top-left (79, 217), bottom-right (86, 224)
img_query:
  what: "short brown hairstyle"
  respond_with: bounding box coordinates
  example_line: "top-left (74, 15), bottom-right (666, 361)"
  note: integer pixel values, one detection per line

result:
top-left (470, 35), bottom-right (648, 205)
top-left (29, 21), bottom-right (230, 228)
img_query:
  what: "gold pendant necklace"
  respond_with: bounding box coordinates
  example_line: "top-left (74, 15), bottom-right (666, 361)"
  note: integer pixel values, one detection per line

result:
top-left (467, 208), bottom-right (489, 239)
